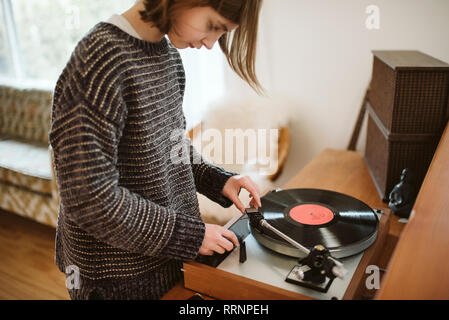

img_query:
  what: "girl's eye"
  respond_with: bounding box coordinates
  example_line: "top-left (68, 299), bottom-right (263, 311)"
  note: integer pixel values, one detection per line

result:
top-left (208, 22), bottom-right (220, 32)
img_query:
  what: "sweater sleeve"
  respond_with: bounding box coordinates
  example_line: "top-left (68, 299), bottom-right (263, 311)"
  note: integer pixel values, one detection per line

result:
top-left (49, 90), bottom-right (205, 261)
top-left (185, 137), bottom-right (240, 208)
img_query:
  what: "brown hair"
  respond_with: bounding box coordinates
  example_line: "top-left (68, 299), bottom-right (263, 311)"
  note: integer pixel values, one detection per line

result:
top-left (139, 0), bottom-right (264, 95)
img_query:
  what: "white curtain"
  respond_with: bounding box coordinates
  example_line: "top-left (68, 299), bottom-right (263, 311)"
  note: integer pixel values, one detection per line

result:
top-left (179, 45), bottom-right (225, 130)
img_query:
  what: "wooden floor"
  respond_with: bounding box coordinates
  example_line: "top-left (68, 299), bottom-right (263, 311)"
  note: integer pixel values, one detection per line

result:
top-left (0, 209), bottom-right (69, 299)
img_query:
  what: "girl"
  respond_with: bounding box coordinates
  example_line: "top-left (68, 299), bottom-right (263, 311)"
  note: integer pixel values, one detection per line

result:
top-left (49, 0), bottom-right (263, 300)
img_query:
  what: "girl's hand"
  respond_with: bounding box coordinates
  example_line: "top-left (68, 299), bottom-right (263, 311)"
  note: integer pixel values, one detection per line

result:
top-left (221, 175), bottom-right (262, 214)
top-left (199, 223), bottom-right (240, 255)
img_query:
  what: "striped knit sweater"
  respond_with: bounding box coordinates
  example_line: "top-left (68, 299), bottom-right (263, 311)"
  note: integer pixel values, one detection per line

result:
top-left (49, 22), bottom-right (238, 300)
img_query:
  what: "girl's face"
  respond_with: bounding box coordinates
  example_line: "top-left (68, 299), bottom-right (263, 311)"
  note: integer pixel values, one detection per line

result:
top-left (167, 6), bottom-right (239, 50)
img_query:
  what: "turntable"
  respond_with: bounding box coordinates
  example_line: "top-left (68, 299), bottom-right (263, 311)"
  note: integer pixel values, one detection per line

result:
top-left (247, 188), bottom-right (379, 260)
top-left (183, 188), bottom-right (389, 300)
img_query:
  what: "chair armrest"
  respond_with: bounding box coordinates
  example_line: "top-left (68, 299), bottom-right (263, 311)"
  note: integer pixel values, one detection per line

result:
top-left (268, 126), bottom-right (290, 181)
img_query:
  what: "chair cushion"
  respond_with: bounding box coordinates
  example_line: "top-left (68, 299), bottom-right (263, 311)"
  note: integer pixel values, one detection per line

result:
top-left (0, 139), bottom-right (52, 195)
top-left (0, 85), bottom-right (52, 145)
top-left (189, 96), bottom-right (294, 225)
top-left (0, 182), bottom-right (58, 227)
top-left (196, 95), bottom-right (293, 176)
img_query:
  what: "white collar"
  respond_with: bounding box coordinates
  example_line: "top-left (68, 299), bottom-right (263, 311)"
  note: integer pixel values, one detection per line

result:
top-left (104, 14), bottom-right (142, 40)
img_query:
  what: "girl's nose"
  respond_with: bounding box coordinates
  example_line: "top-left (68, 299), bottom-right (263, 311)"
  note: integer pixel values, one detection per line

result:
top-left (202, 33), bottom-right (221, 50)
top-left (202, 39), bottom-right (215, 50)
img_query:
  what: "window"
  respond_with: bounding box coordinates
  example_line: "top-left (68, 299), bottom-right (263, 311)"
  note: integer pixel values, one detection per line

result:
top-left (0, 0), bottom-right (225, 128)
top-left (0, 0), bottom-right (135, 88)
top-left (0, 1), bottom-right (14, 78)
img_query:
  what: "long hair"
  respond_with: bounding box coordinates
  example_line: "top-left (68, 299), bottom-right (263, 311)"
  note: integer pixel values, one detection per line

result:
top-left (139, 0), bottom-right (264, 95)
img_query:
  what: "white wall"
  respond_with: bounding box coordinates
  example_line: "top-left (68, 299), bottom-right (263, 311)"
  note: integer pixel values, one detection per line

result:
top-left (222, 0), bottom-right (449, 187)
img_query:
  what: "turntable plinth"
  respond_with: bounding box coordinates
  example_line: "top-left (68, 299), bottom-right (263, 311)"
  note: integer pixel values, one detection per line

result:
top-left (181, 205), bottom-right (391, 300)
top-left (183, 261), bottom-right (313, 300)
top-left (162, 148), bottom-right (401, 300)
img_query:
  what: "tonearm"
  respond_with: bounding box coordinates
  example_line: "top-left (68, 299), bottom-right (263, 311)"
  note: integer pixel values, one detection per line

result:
top-left (245, 207), bottom-right (347, 292)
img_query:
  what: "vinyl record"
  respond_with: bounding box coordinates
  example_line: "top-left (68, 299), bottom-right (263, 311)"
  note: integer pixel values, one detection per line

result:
top-left (250, 188), bottom-right (379, 259)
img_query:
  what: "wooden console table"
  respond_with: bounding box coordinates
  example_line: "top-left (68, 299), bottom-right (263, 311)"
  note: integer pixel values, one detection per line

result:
top-left (162, 148), bottom-right (405, 300)
top-left (376, 122), bottom-right (449, 299)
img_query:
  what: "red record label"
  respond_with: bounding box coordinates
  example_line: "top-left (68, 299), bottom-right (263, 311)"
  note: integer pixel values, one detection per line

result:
top-left (289, 204), bottom-right (334, 225)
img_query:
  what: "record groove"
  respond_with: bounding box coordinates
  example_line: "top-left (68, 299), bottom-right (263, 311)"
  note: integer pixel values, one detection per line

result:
top-left (250, 188), bottom-right (379, 258)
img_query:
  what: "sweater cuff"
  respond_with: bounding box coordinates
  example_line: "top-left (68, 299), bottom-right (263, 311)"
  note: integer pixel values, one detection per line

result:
top-left (200, 165), bottom-right (240, 208)
top-left (159, 213), bottom-right (206, 261)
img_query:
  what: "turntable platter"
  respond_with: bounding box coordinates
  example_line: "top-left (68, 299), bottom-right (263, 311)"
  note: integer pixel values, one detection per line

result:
top-left (251, 188), bottom-right (379, 258)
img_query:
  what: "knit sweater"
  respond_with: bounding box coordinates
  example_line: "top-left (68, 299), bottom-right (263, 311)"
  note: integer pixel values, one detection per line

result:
top-left (49, 22), bottom-right (238, 300)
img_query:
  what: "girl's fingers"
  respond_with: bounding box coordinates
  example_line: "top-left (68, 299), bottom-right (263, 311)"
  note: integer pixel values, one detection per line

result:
top-left (249, 198), bottom-right (256, 208)
top-left (222, 229), bottom-right (240, 248)
top-left (229, 193), bottom-right (246, 213)
top-left (200, 224), bottom-right (239, 255)
top-left (242, 179), bottom-right (262, 207)
top-left (218, 236), bottom-right (234, 252)
top-left (199, 248), bottom-right (214, 256)
top-left (211, 243), bottom-right (225, 254)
